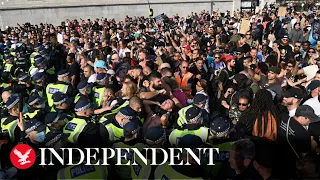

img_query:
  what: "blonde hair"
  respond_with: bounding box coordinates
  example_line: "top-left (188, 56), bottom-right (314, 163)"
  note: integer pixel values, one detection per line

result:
top-left (122, 82), bottom-right (137, 98)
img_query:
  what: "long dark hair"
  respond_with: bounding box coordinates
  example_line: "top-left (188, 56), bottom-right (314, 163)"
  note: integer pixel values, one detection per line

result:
top-left (245, 89), bottom-right (280, 136)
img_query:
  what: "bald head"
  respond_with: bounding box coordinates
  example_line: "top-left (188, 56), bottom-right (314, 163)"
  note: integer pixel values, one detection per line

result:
top-left (129, 96), bottom-right (142, 113)
top-left (2, 91), bottom-right (11, 103)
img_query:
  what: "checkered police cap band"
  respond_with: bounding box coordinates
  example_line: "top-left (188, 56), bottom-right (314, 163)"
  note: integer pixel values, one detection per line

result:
top-left (96, 76), bottom-right (107, 84)
top-left (18, 74), bottom-right (29, 81)
top-left (118, 111), bottom-right (134, 120)
top-left (29, 98), bottom-right (40, 106)
top-left (45, 133), bottom-right (62, 147)
top-left (188, 111), bottom-right (202, 123)
top-left (57, 72), bottom-right (69, 78)
top-left (79, 85), bottom-right (88, 91)
top-left (53, 98), bottom-right (67, 105)
top-left (75, 103), bottom-right (91, 112)
top-left (6, 97), bottom-right (19, 110)
top-left (47, 114), bottom-right (61, 127)
top-left (25, 122), bottom-right (41, 134)
top-left (211, 127), bottom-right (230, 138)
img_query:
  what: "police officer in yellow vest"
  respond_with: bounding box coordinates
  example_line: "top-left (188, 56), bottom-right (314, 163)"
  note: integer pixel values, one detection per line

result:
top-left (100, 106), bottom-right (138, 143)
top-left (112, 121), bottom-right (145, 179)
top-left (177, 94), bottom-right (210, 128)
top-left (169, 106), bottom-right (209, 146)
top-left (205, 116), bottom-right (234, 179)
top-left (51, 92), bottom-right (75, 121)
top-left (1, 96), bottom-right (21, 144)
top-left (92, 73), bottom-right (109, 108)
top-left (63, 98), bottom-right (109, 148)
top-left (57, 162), bottom-right (108, 180)
top-left (45, 112), bottom-right (68, 133)
top-left (1, 55), bottom-right (16, 89)
top-left (75, 81), bottom-right (92, 104)
top-left (154, 134), bottom-right (205, 179)
top-left (24, 94), bottom-right (47, 122)
top-left (31, 72), bottom-right (47, 97)
top-left (46, 69), bottom-right (74, 107)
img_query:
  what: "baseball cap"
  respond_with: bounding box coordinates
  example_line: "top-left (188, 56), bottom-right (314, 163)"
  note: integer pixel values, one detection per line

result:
top-left (295, 105), bottom-right (320, 123)
top-left (123, 121), bottom-right (140, 138)
top-left (303, 65), bottom-right (319, 81)
top-left (95, 60), bottom-right (107, 69)
top-left (225, 55), bottom-right (235, 62)
top-left (27, 95), bottom-right (44, 106)
top-left (45, 112), bottom-right (68, 127)
top-left (57, 69), bottom-right (70, 78)
top-left (283, 87), bottom-right (304, 99)
top-left (6, 96), bottom-right (19, 110)
top-left (43, 130), bottom-right (69, 147)
top-left (118, 106), bottom-right (138, 121)
top-left (52, 92), bottom-right (73, 106)
top-left (307, 80), bottom-right (320, 92)
top-left (268, 66), bottom-right (280, 74)
top-left (186, 106), bottom-right (202, 123)
top-left (106, 69), bottom-right (116, 76)
top-left (193, 94), bottom-right (208, 105)
top-left (25, 120), bottom-right (46, 134)
top-left (281, 34), bottom-right (289, 39)
top-left (74, 98), bottom-right (96, 112)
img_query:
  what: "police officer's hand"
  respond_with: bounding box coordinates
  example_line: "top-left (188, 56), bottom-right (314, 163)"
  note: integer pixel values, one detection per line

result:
top-left (158, 89), bottom-right (166, 95)
top-left (17, 113), bottom-right (25, 131)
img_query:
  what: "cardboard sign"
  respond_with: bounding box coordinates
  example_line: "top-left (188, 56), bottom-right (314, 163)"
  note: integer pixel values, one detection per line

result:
top-left (240, 19), bottom-right (251, 35)
top-left (278, 7), bottom-right (287, 17)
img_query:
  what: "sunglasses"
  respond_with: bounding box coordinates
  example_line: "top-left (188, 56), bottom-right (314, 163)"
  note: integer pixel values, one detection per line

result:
top-left (308, 51), bottom-right (315, 53)
top-left (295, 45), bottom-right (301, 48)
top-left (238, 103), bottom-right (248, 106)
top-left (287, 65), bottom-right (293, 68)
top-left (246, 34), bottom-right (251, 35)
top-left (182, 66), bottom-right (188, 69)
top-left (236, 52), bottom-right (242, 55)
top-left (215, 56), bottom-right (220, 58)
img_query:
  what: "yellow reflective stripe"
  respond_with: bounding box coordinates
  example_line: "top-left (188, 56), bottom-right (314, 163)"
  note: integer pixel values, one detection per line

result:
top-left (201, 128), bottom-right (208, 142)
top-left (169, 130), bottom-right (176, 145)
top-left (62, 85), bottom-right (68, 94)
top-left (8, 120), bottom-right (17, 142)
top-left (107, 126), bottom-right (115, 142)
top-left (73, 122), bottom-right (87, 143)
top-left (98, 165), bottom-right (107, 180)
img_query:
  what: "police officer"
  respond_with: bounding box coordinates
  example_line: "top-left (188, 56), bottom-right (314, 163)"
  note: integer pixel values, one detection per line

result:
top-left (205, 116), bottom-right (234, 179)
top-left (75, 81), bottom-right (92, 103)
top-left (14, 72), bottom-right (33, 96)
top-left (112, 121), bottom-right (145, 179)
top-left (177, 94), bottom-right (210, 128)
top-left (24, 94), bottom-right (47, 122)
top-left (45, 112), bottom-right (68, 132)
top-left (154, 134), bottom-right (205, 179)
top-left (1, 55), bottom-right (16, 89)
top-left (100, 106), bottom-right (138, 143)
top-left (46, 69), bottom-right (74, 107)
top-left (51, 92), bottom-right (74, 121)
top-left (0, 96), bottom-right (22, 144)
top-left (57, 162), bottom-right (108, 180)
top-left (92, 73), bottom-right (110, 107)
top-left (169, 106), bottom-right (209, 146)
top-left (31, 72), bottom-right (46, 97)
top-left (0, 91), bottom-right (11, 119)
top-left (63, 98), bottom-right (108, 148)
top-left (24, 119), bottom-right (46, 144)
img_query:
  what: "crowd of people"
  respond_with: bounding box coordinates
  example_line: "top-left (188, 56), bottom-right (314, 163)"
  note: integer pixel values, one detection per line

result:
top-left (0, 2), bottom-right (320, 179)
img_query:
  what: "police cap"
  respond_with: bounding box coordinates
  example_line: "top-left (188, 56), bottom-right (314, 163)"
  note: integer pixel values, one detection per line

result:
top-left (177, 134), bottom-right (203, 148)
top-left (45, 112), bottom-right (68, 127)
top-left (186, 106), bottom-right (202, 123)
top-left (77, 81), bottom-right (89, 91)
top-left (25, 119), bottom-right (46, 134)
top-left (57, 69), bottom-right (70, 78)
top-left (18, 72), bottom-right (30, 82)
top-left (210, 116), bottom-right (233, 138)
top-left (118, 106), bottom-right (138, 121)
top-left (6, 96), bottom-right (19, 110)
top-left (52, 92), bottom-right (73, 106)
top-left (27, 94), bottom-right (44, 106)
top-left (123, 121), bottom-right (140, 138)
top-left (32, 72), bottom-right (45, 83)
top-left (193, 94), bottom-right (208, 105)
top-left (43, 130), bottom-right (69, 147)
top-left (74, 98), bottom-right (96, 112)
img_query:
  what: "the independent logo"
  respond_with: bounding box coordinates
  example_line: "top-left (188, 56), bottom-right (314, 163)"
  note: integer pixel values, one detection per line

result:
top-left (10, 144), bottom-right (36, 169)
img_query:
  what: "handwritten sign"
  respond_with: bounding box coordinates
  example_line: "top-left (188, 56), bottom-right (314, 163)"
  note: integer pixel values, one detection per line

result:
top-left (278, 7), bottom-right (287, 17)
top-left (240, 19), bottom-right (250, 35)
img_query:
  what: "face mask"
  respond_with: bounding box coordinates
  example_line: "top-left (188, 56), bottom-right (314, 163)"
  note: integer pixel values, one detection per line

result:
top-left (119, 122), bottom-right (124, 128)
top-left (40, 103), bottom-right (46, 109)
top-left (66, 80), bottom-right (71, 84)
top-left (87, 89), bottom-right (92, 94)
top-left (36, 131), bottom-right (46, 143)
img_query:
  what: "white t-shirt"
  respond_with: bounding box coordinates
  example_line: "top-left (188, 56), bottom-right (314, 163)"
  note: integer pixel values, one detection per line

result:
top-left (289, 108), bottom-right (297, 117)
top-left (303, 96), bottom-right (320, 116)
top-left (88, 74), bottom-right (97, 83)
